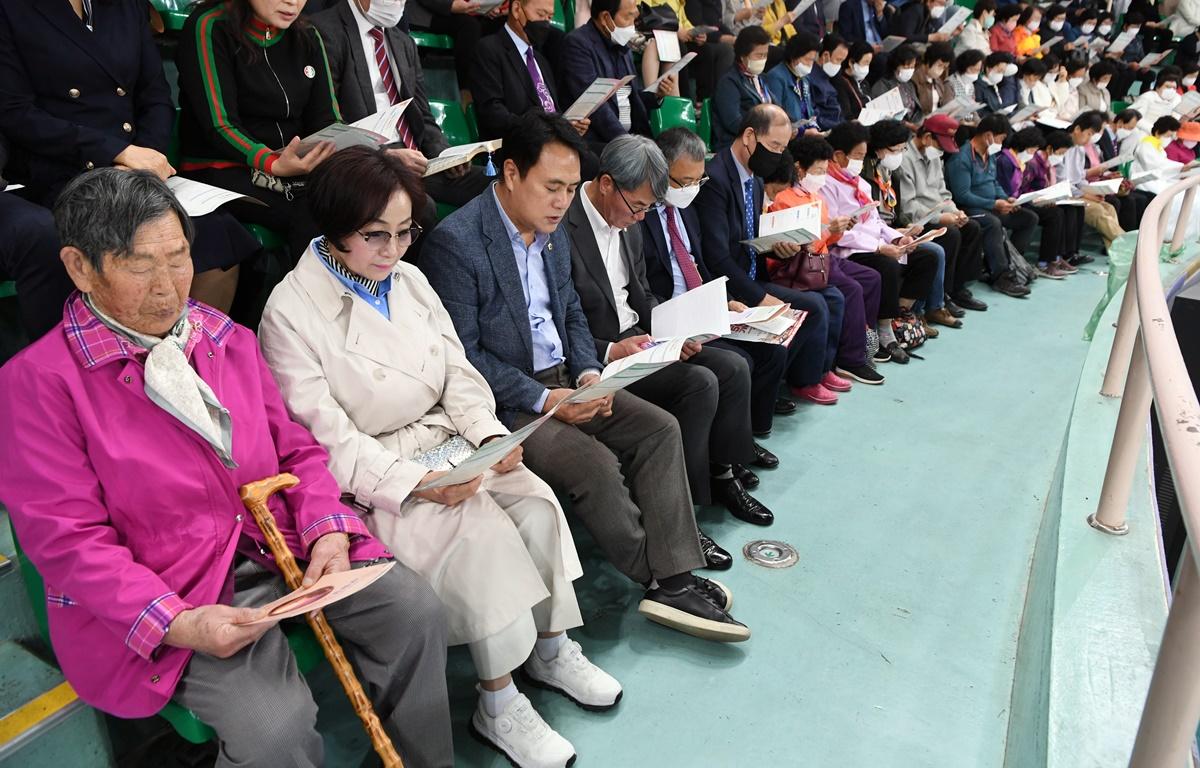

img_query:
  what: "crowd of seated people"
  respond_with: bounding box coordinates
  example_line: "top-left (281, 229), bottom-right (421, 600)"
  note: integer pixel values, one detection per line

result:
top-left (5, 0), bottom-right (1200, 766)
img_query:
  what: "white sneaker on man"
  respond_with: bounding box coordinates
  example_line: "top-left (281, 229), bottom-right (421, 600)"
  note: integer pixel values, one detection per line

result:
top-left (523, 638), bottom-right (623, 711)
top-left (470, 690), bottom-right (576, 768)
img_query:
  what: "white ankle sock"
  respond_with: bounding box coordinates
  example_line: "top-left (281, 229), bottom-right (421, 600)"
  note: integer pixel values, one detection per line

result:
top-left (480, 681), bottom-right (519, 717)
top-left (535, 633), bottom-right (567, 661)
top-left (878, 323), bottom-right (897, 347)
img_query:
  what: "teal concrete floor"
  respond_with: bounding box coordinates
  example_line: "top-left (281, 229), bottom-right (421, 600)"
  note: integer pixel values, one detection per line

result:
top-left (435, 267), bottom-right (1111, 767)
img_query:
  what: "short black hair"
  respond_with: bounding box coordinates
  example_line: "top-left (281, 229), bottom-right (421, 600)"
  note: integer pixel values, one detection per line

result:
top-left (996, 5), bottom-right (1021, 22)
top-left (1115, 108), bottom-right (1142, 124)
top-left (975, 113), bottom-right (1011, 138)
top-left (1019, 59), bottom-right (1047, 78)
top-left (1153, 115), bottom-right (1182, 135)
top-left (590, 0), bottom-right (622, 19)
top-left (1124, 11), bottom-right (1145, 26)
top-left (1017, 5), bottom-right (1040, 25)
top-left (1064, 53), bottom-right (1089, 76)
top-left (500, 111), bottom-right (587, 178)
top-left (788, 135), bottom-right (834, 170)
top-left (762, 150), bottom-right (796, 186)
top-left (868, 119), bottom-right (911, 153)
top-left (1156, 66), bottom-right (1183, 88)
top-left (735, 25), bottom-right (772, 58)
top-left (1009, 127), bottom-right (1044, 152)
top-left (784, 31), bottom-right (820, 61)
top-left (889, 45), bottom-right (919, 72)
top-left (309, 145), bottom-right (427, 245)
top-left (925, 42), bottom-right (954, 66)
top-left (955, 49), bottom-right (986, 74)
top-left (827, 121), bottom-right (870, 154)
top-left (1045, 4), bottom-right (1067, 21)
top-left (1070, 111), bottom-right (1104, 133)
top-left (1089, 61), bottom-right (1117, 81)
top-left (1045, 131), bottom-right (1072, 151)
top-left (820, 33), bottom-right (848, 56)
top-left (985, 51), bottom-right (1014, 70)
top-left (848, 41), bottom-right (874, 66)
top-left (972, 0), bottom-right (996, 19)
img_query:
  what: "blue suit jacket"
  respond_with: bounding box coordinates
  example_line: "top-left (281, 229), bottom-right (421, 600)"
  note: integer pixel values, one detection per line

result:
top-left (559, 22), bottom-right (655, 143)
top-left (693, 149), bottom-right (768, 306)
top-left (0, 0), bottom-right (173, 203)
top-left (420, 189), bottom-right (603, 427)
top-left (806, 66), bottom-right (843, 132)
top-left (763, 64), bottom-right (816, 127)
top-left (974, 77), bottom-right (1019, 115)
top-left (837, 0), bottom-right (889, 46)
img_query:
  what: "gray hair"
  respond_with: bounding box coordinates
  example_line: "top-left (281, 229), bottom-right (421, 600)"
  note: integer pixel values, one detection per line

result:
top-left (655, 127), bottom-right (707, 166)
top-left (54, 168), bottom-right (194, 272)
top-left (599, 134), bottom-right (669, 201)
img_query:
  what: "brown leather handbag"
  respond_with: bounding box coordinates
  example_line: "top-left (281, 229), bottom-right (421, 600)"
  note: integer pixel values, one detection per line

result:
top-left (767, 245), bottom-right (830, 292)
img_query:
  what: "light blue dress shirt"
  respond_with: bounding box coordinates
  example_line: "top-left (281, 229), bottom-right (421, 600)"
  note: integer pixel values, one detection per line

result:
top-left (491, 186), bottom-right (565, 412)
top-left (654, 203), bottom-right (696, 299)
top-left (861, 0), bottom-right (882, 44)
top-left (316, 238), bottom-right (392, 320)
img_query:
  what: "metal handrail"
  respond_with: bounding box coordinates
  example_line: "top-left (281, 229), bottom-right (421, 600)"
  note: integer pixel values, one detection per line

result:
top-left (1088, 171), bottom-right (1200, 768)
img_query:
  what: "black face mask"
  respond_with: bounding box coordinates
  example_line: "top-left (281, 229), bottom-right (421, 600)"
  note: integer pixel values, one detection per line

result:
top-left (747, 138), bottom-right (784, 178)
top-left (524, 19), bottom-right (552, 47)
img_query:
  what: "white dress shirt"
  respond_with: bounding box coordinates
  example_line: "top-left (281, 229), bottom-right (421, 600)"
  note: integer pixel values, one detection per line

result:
top-left (350, 0), bottom-right (401, 117)
top-left (579, 182), bottom-right (640, 350)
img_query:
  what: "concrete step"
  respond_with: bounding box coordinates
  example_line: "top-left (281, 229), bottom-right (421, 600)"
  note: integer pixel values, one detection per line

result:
top-left (0, 512), bottom-right (39, 646)
top-left (0, 641), bottom-right (113, 767)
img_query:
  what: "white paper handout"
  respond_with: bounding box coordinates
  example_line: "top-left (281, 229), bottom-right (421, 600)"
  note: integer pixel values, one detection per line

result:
top-left (165, 176), bottom-right (264, 216)
top-left (566, 76), bottom-right (636, 120)
top-left (1173, 91), bottom-right (1200, 118)
top-left (423, 139), bottom-right (502, 177)
top-left (1010, 104), bottom-right (1046, 125)
top-left (1014, 180), bottom-right (1072, 206)
top-left (1139, 51), bottom-right (1170, 68)
top-left (938, 6), bottom-right (970, 35)
top-left (1083, 177), bottom-right (1124, 195)
top-left (1035, 115), bottom-right (1072, 129)
top-left (932, 96), bottom-right (984, 117)
top-left (644, 52), bottom-right (698, 93)
top-left (349, 99), bottom-right (414, 144)
top-left (653, 29), bottom-right (682, 62)
top-left (857, 87), bottom-right (907, 127)
top-left (740, 203), bottom-right (821, 252)
top-left (563, 337), bottom-right (687, 402)
top-left (912, 201), bottom-right (955, 229)
top-left (1037, 35), bottom-right (1063, 53)
top-left (881, 36), bottom-right (907, 53)
top-left (1091, 152), bottom-right (1135, 173)
top-left (1108, 28), bottom-right (1138, 54)
top-left (414, 412), bottom-right (553, 490)
top-left (651, 277), bottom-right (732, 342)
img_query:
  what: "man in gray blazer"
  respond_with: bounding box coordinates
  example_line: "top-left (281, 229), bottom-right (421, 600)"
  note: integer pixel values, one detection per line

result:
top-left (564, 136), bottom-right (777, 556)
top-left (421, 112), bottom-right (750, 646)
top-left (312, 0), bottom-right (489, 207)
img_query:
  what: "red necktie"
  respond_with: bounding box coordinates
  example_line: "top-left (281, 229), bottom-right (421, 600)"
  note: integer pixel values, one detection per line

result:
top-left (369, 28), bottom-right (415, 150)
top-left (665, 206), bottom-right (704, 291)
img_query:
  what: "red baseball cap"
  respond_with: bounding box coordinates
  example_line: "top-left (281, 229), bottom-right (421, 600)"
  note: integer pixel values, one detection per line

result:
top-left (923, 114), bottom-right (961, 153)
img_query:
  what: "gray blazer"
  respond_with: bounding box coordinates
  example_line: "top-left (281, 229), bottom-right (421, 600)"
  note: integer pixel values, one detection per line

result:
top-left (311, 1), bottom-right (449, 158)
top-left (420, 188), bottom-right (604, 426)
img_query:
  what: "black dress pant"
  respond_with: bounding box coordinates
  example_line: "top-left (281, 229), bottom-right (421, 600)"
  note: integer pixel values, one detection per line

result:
top-left (625, 345), bottom-right (755, 505)
top-left (1061, 204), bottom-right (1085, 258)
top-left (1118, 191), bottom-right (1150, 233)
top-left (683, 41), bottom-right (735, 101)
top-left (967, 207), bottom-right (1039, 277)
top-left (933, 219), bottom-right (983, 296)
top-left (711, 337), bottom-right (788, 436)
top-left (1030, 204), bottom-right (1066, 264)
top-left (0, 193), bottom-right (71, 341)
top-left (847, 248), bottom-right (939, 318)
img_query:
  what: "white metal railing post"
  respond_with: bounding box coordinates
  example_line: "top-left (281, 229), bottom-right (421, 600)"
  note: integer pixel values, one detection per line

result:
top-left (1128, 549), bottom-right (1200, 768)
top-left (1089, 330), bottom-right (1151, 535)
top-left (1171, 186), bottom-right (1197, 253)
top-left (1102, 266), bottom-right (1140, 397)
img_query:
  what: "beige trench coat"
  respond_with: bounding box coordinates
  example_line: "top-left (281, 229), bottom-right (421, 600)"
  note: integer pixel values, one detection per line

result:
top-left (259, 243), bottom-right (583, 644)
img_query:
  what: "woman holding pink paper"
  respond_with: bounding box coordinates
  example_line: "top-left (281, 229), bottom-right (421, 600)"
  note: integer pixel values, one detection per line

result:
top-left (259, 146), bottom-right (619, 768)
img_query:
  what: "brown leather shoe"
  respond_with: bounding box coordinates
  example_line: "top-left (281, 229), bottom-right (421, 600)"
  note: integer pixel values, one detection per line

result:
top-left (921, 318), bottom-right (940, 338)
top-left (925, 307), bottom-right (963, 329)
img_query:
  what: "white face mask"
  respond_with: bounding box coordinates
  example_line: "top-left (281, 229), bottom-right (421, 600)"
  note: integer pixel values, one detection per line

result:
top-left (1017, 150), bottom-right (1035, 163)
top-left (1049, 19), bottom-right (1064, 31)
top-left (1185, 140), bottom-right (1199, 149)
top-left (1081, 23), bottom-right (1096, 34)
top-left (963, 71), bottom-right (980, 83)
top-left (845, 158), bottom-right (864, 176)
top-left (987, 142), bottom-right (1002, 155)
top-left (1098, 78), bottom-right (1112, 90)
top-left (880, 151), bottom-right (903, 171)
top-left (853, 64), bottom-right (871, 81)
top-left (1043, 72), bottom-right (1058, 84)
top-left (1068, 76), bottom-right (1084, 88)
top-left (1163, 133), bottom-right (1178, 143)
top-left (1028, 19), bottom-right (1040, 31)
top-left (897, 67), bottom-right (915, 83)
top-left (1128, 26), bottom-right (1141, 35)
top-left (609, 22), bottom-right (637, 46)
top-left (1099, 24), bottom-right (1113, 35)
top-left (1186, 76), bottom-right (1198, 87)
top-left (746, 58), bottom-right (766, 76)
top-left (986, 71), bottom-right (1004, 85)
top-left (799, 173), bottom-right (827, 193)
top-left (1090, 133), bottom-right (1102, 144)
top-left (1116, 127), bottom-right (1133, 139)
top-left (924, 145), bottom-right (944, 161)
top-left (362, 0), bottom-right (406, 27)
top-left (664, 183), bottom-right (702, 209)
top-left (791, 61), bottom-right (814, 77)
top-left (1049, 153), bottom-right (1065, 166)
top-left (929, 4), bottom-right (945, 18)
top-left (1004, 63), bottom-right (1019, 78)
top-left (822, 61), bottom-right (842, 77)
top-left (1160, 87), bottom-right (1179, 100)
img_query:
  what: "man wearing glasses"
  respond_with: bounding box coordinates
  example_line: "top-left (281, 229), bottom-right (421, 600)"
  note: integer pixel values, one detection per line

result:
top-left (564, 135), bottom-right (777, 570)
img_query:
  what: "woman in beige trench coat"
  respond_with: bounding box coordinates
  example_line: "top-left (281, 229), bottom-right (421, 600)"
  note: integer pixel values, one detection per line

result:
top-left (258, 147), bottom-right (621, 768)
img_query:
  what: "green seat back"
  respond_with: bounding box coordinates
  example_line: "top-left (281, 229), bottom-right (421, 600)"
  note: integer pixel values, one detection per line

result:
top-left (150, 0), bottom-right (190, 32)
top-left (245, 223), bottom-right (286, 252)
top-left (429, 100), bottom-right (473, 147)
top-left (464, 102), bottom-right (481, 143)
top-left (0, 282), bottom-right (16, 300)
top-left (411, 30), bottom-right (453, 50)
top-left (697, 99), bottom-right (713, 150)
top-left (1112, 100), bottom-right (1130, 115)
top-left (552, 0), bottom-right (567, 31)
top-left (650, 96), bottom-right (697, 137)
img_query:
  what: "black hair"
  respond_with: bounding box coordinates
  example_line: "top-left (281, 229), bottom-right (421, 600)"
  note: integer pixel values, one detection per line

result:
top-left (1009, 127), bottom-right (1044, 152)
top-left (1089, 61), bottom-right (1117, 81)
top-left (996, 5), bottom-right (1021, 22)
top-left (868, 119), bottom-right (911, 153)
top-left (985, 51), bottom-right (1015, 70)
top-left (763, 150), bottom-right (796, 186)
top-left (1114, 108), bottom-right (1142, 124)
top-left (1124, 11), bottom-right (1145, 26)
top-left (848, 41), bottom-right (874, 66)
top-left (975, 113), bottom-right (1012, 138)
top-left (889, 45), bottom-right (919, 72)
top-left (955, 49), bottom-right (986, 74)
top-left (310, 146), bottom-right (427, 248)
top-left (971, 0), bottom-right (996, 19)
top-left (788, 135), bottom-right (834, 169)
top-left (925, 42), bottom-right (955, 66)
top-left (1070, 111), bottom-right (1105, 133)
top-left (784, 31), bottom-right (820, 60)
top-left (591, 0), bottom-right (623, 19)
top-left (1017, 5), bottom-right (1039, 25)
top-left (1045, 131), bottom-right (1072, 151)
top-left (1153, 115), bottom-right (1182, 135)
top-left (1019, 59), bottom-right (1048, 78)
top-left (500, 111), bottom-right (587, 177)
top-left (827, 121), bottom-right (871, 154)
top-left (735, 25), bottom-right (772, 58)
top-left (1156, 66), bottom-right (1183, 88)
top-left (1045, 4), bottom-right (1067, 21)
top-left (820, 33), bottom-right (848, 56)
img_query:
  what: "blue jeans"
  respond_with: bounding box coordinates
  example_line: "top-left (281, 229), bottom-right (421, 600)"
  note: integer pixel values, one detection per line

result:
top-left (912, 242), bottom-right (946, 313)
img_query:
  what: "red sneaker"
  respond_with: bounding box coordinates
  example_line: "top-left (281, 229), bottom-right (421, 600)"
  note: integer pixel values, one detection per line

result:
top-left (791, 383), bottom-right (839, 405)
top-left (821, 371), bottom-right (853, 392)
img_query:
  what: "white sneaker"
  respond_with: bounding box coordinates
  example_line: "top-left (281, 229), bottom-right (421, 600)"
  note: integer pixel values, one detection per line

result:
top-left (524, 638), bottom-right (623, 711)
top-left (470, 690), bottom-right (576, 768)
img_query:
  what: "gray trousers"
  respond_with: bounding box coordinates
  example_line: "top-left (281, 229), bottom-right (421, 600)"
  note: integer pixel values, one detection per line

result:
top-left (173, 559), bottom-right (454, 768)
top-left (512, 366), bottom-right (706, 585)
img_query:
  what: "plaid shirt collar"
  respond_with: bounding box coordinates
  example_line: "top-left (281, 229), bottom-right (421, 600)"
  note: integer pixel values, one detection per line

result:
top-left (62, 292), bottom-right (235, 370)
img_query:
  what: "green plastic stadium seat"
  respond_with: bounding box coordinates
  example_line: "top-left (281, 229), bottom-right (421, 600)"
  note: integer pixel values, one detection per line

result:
top-left (552, 0), bottom-right (567, 31)
top-left (429, 100), bottom-right (473, 147)
top-left (150, 0), bottom-right (191, 32)
top-left (8, 517), bottom-right (326, 745)
top-left (650, 96), bottom-right (697, 137)
top-left (411, 30), bottom-right (453, 50)
top-left (464, 102), bottom-right (481, 143)
top-left (564, 0), bottom-right (577, 28)
top-left (245, 223), bottom-right (287, 252)
top-left (697, 99), bottom-right (713, 150)
top-left (1112, 100), bottom-right (1130, 114)
top-left (0, 282), bottom-right (16, 300)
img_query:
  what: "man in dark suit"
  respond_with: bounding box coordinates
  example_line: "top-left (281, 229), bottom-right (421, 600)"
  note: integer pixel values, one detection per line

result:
top-left (312, 0), bottom-right (489, 207)
top-left (889, 0), bottom-right (954, 44)
top-left (837, 0), bottom-right (892, 50)
top-left (421, 111), bottom-right (749, 643)
top-left (564, 135), bottom-right (776, 563)
top-left (808, 35), bottom-right (848, 132)
top-left (559, 0), bottom-right (677, 146)
top-left (694, 104), bottom-right (845, 402)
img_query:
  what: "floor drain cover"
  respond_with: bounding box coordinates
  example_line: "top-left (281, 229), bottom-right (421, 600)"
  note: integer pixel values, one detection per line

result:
top-left (743, 540), bottom-right (799, 568)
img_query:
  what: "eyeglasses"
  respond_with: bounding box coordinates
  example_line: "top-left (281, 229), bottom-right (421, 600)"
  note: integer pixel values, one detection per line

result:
top-left (615, 185), bottom-right (655, 216)
top-left (669, 174), bottom-right (709, 189)
top-left (355, 224), bottom-right (423, 249)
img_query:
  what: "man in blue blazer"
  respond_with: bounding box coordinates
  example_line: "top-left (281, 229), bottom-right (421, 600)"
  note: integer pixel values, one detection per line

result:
top-left (693, 104), bottom-right (844, 403)
top-left (807, 35), bottom-right (850, 131)
top-left (837, 0), bottom-right (892, 47)
top-left (421, 111), bottom-right (750, 644)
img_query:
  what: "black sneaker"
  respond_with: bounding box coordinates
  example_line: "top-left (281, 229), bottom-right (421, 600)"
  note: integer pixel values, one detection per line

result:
top-left (872, 346), bottom-right (892, 363)
top-left (1068, 253), bottom-right (1095, 266)
top-left (836, 364), bottom-right (885, 385)
top-left (638, 583), bottom-right (750, 642)
top-left (693, 575), bottom-right (733, 611)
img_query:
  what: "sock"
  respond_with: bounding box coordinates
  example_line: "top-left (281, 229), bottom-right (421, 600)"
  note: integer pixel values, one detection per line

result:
top-left (480, 680), bottom-right (519, 717)
top-left (710, 463), bottom-right (734, 480)
top-left (658, 572), bottom-right (693, 591)
top-left (878, 323), bottom-right (897, 347)
top-left (1038, 260), bottom-right (1049, 268)
top-left (535, 633), bottom-right (567, 661)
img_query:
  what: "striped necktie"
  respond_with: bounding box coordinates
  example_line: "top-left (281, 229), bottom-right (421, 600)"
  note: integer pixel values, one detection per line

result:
top-left (665, 206), bottom-right (704, 291)
top-left (368, 28), bottom-right (415, 149)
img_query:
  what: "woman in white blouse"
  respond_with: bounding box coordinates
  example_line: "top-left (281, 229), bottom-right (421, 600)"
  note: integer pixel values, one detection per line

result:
top-left (1131, 115), bottom-right (1199, 240)
top-left (259, 147), bottom-right (622, 768)
top-left (955, 0), bottom-right (995, 55)
top-left (1131, 70), bottom-right (1184, 126)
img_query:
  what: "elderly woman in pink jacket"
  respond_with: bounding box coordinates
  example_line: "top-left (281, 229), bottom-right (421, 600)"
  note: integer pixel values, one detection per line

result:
top-left (0, 169), bottom-right (454, 768)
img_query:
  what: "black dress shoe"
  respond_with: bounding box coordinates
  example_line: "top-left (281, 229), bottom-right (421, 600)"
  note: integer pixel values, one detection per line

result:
top-left (952, 289), bottom-right (988, 311)
top-left (711, 477), bottom-right (774, 526)
top-left (751, 441), bottom-right (779, 469)
top-left (638, 584), bottom-right (750, 642)
top-left (732, 464), bottom-right (760, 490)
top-left (693, 575), bottom-right (733, 610)
top-left (943, 296), bottom-right (966, 318)
top-left (698, 529), bottom-right (733, 571)
top-left (774, 397), bottom-right (797, 415)
top-left (1069, 253), bottom-right (1095, 266)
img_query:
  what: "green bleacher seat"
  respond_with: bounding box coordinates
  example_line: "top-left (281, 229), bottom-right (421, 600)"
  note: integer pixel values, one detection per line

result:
top-left (411, 30), bottom-right (453, 50)
top-left (552, 0), bottom-right (567, 31)
top-left (464, 102), bottom-right (481, 143)
top-left (9, 517), bottom-right (327, 746)
top-left (245, 223), bottom-right (286, 252)
top-left (564, 0), bottom-right (576, 28)
top-left (650, 96), bottom-right (697, 137)
top-left (1112, 100), bottom-right (1130, 114)
top-left (0, 282), bottom-right (16, 300)
top-left (150, 0), bottom-right (191, 32)
top-left (429, 100), bottom-right (473, 147)
top-left (697, 99), bottom-right (713, 150)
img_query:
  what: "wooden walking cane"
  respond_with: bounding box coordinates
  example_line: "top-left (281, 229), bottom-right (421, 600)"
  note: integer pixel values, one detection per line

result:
top-left (240, 473), bottom-right (404, 768)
